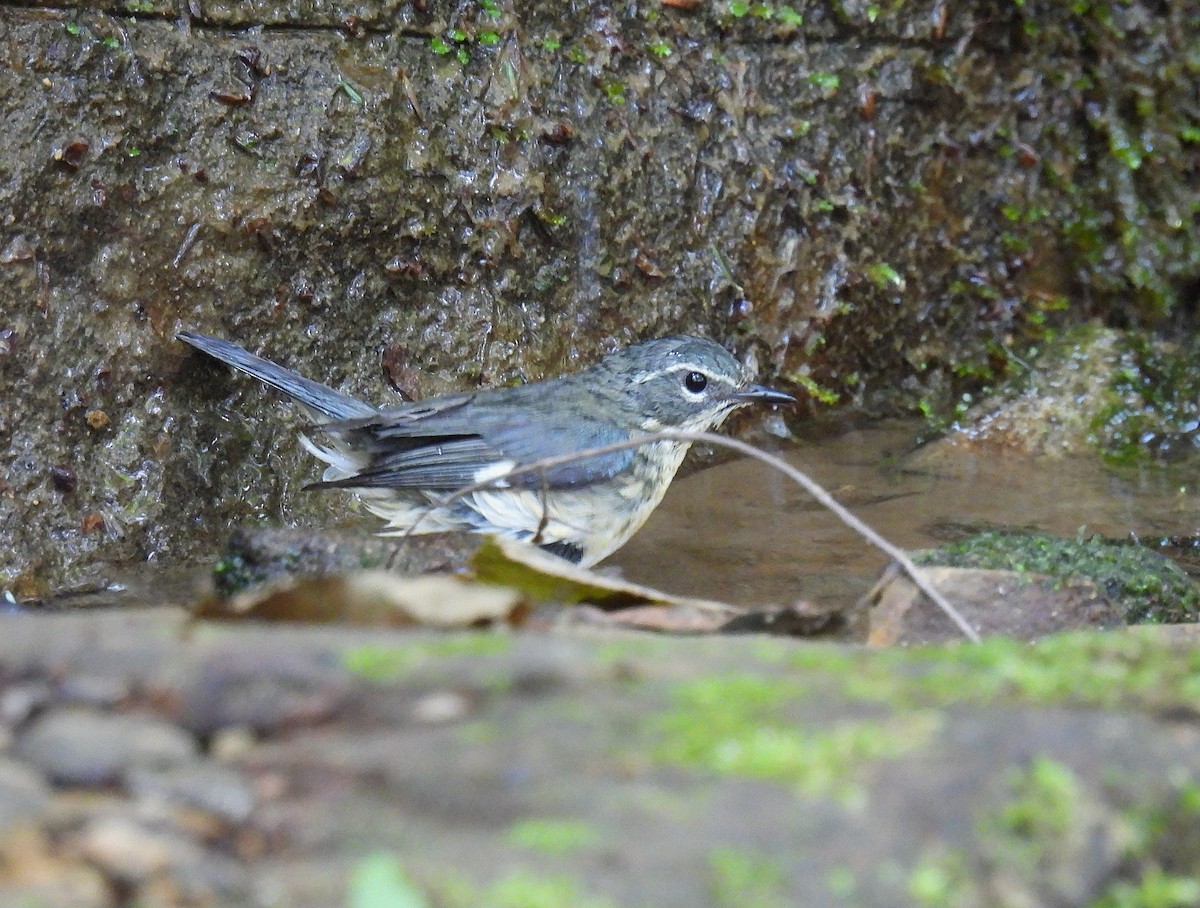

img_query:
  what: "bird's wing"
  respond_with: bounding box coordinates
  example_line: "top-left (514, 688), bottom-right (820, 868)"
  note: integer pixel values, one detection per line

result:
top-left (309, 408), bottom-right (635, 492)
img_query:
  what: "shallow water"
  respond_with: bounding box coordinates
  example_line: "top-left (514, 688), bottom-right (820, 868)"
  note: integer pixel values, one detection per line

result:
top-left (612, 419), bottom-right (1200, 609)
top-left (48, 417), bottom-right (1199, 613)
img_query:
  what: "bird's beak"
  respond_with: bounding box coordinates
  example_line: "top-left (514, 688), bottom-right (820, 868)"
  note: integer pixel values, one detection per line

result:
top-left (733, 383), bottom-right (796, 406)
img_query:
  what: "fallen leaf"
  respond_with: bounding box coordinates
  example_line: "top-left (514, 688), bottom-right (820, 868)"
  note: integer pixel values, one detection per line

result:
top-left (194, 571), bottom-right (525, 628)
top-left (470, 537), bottom-right (737, 617)
top-left (567, 604), bottom-right (730, 634)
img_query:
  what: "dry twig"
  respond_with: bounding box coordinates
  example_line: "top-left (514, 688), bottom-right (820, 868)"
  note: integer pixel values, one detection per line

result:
top-left (391, 429), bottom-right (980, 644)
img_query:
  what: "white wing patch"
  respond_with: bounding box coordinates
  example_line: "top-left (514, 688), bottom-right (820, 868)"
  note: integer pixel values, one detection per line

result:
top-left (473, 460), bottom-right (516, 488)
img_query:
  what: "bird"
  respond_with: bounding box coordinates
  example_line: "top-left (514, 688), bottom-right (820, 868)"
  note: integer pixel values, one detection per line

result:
top-left (177, 330), bottom-right (795, 567)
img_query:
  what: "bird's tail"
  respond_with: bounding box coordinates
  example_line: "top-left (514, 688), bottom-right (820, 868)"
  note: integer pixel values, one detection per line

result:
top-left (177, 331), bottom-right (377, 421)
top-left (177, 330), bottom-right (378, 484)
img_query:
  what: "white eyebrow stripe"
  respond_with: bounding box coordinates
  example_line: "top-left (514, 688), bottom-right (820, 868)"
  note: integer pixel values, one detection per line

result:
top-left (631, 363), bottom-right (740, 385)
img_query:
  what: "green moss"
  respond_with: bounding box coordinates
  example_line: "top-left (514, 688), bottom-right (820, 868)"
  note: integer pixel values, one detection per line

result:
top-left (908, 769), bottom-right (1200, 907)
top-left (1092, 333), bottom-right (1200, 465)
top-left (601, 79), bottom-right (626, 105)
top-left (338, 81), bottom-right (364, 105)
top-left (981, 757), bottom-right (1082, 866)
top-left (341, 634), bottom-right (512, 681)
top-left (211, 551), bottom-right (255, 595)
top-left (864, 262), bottom-right (906, 292)
top-left (507, 818), bottom-right (603, 855)
top-left (341, 645), bottom-right (420, 681)
top-left (480, 870), bottom-right (614, 908)
top-left (908, 849), bottom-right (974, 908)
top-left (709, 848), bottom-right (790, 908)
top-left (649, 674), bottom-right (935, 801)
top-left (808, 71), bottom-right (840, 91)
top-left (789, 372), bottom-right (840, 405)
top-left (348, 853), bottom-right (430, 908)
top-left (776, 7), bottom-right (803, 26)
top-left (826, 866), bottom-right (857, 898)
top-left (1093, 869), bottom-right (1200, 908)
top-left (816, 630), bottom-right (1200, 712)
top-left (411, 867), bottom-right (614, 908)
top-left (916, 529), bottom-right (1200, 624)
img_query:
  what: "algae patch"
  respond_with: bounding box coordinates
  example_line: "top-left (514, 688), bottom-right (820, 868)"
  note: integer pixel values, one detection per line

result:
top-left (649, 673), bottom-right (937, 802)
top-left (908, 760), bottom-right (1200, 908)
top-left (348, 856), bottom-right (615, 908)
top-left (916, 529), bottom-right (1200, 624)
top-left (814, 630), bottom-right (1200, 712)
top-left (709, 848), bottom-right (791, 908)
top-left (507, 818), bottom-right (604, 855)
top-left (341, 634), bottom-right (513, 682)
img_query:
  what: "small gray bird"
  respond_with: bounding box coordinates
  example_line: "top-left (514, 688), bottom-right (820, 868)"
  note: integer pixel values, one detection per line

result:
top-left (178, 331), bottom-right (794, 566)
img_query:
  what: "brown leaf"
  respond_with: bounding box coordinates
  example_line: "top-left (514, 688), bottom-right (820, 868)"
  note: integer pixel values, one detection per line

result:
top-left (470, 537), bottom-right (737, 618)
top-left (194, 571), bottom-right (525, 628)
top-left (569, 603), bottom-right (730, 634)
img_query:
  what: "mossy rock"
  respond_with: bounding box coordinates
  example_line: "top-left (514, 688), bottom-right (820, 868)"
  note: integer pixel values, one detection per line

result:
top-left (927, 326), bottom-right (1200, 463)
top-left (916, 528), bottom-right (1200, 625)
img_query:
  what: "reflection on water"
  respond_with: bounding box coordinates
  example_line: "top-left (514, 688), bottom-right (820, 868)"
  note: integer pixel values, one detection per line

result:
top-left (611, 419), bottom-right (1200, 609)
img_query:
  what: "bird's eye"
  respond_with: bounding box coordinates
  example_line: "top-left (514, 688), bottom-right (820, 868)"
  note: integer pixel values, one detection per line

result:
top-left (683, 371), bottom-right (708, 394)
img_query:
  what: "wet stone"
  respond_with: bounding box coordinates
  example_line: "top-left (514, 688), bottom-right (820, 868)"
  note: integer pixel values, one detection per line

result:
top-left (16, 708), bottom-right (199, 786)
top-left (409, 689), bottom-right (474, 725)
top-left (208, 726), bottom-right (257, 762)
top-left (0, 828), bottom-right (113, 908)
top-left (56, 674), bottom-right (131, 709)
top-left (216, 525), bottom-right (482, 595)
top-left (179, 652), bottom-right (349, 736)
top-left (74, 813), bottom-right (252, 904)
top-left (0, 681), bottom-right (53, 726)
top-left (126, 762), bottom-right (257, 825)
top-left (0, 756), bottom-right (50, 832)
top-left (864, 565), bottom-right (1127, 645)
top-left (77, 814), bottom-right (180, 883)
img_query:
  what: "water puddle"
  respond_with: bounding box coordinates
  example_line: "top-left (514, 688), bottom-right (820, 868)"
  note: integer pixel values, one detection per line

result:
top-left (612, 419), bottom-right (1200, 609)
top-left (44, 418), bottom-right (1198, 615)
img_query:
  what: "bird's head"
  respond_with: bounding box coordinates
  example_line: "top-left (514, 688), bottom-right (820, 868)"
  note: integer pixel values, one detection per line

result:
top-left (591, 335), bottom-right (795, 433)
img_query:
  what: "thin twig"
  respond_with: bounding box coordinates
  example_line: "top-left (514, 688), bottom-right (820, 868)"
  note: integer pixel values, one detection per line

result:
top-left (394, 429), bottom-right (980, 643)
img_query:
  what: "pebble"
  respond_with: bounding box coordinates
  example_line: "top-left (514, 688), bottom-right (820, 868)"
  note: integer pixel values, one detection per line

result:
top-left (410, 689), bottom-right (473, 724)
top-left (77, 814), bottom-right (178, 882)
top-left (0, 757), bottom-right (50, 832)
top-left (127, 762), bottom-right (257, 825)
top-left (57, 674), bottom-right (131, 709)
top-left (0, 827), bottom-right (113, 908)
top-left (74, 812), bottom-right (249, 901)
top-left (0, 681), bottom-right (52, 726)
top-left (180, 654), bottom-right (347, 735)
top-left (16, 708), bottom-right (199, 786)
top-left (209, 726), bottom-right (257, 762)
